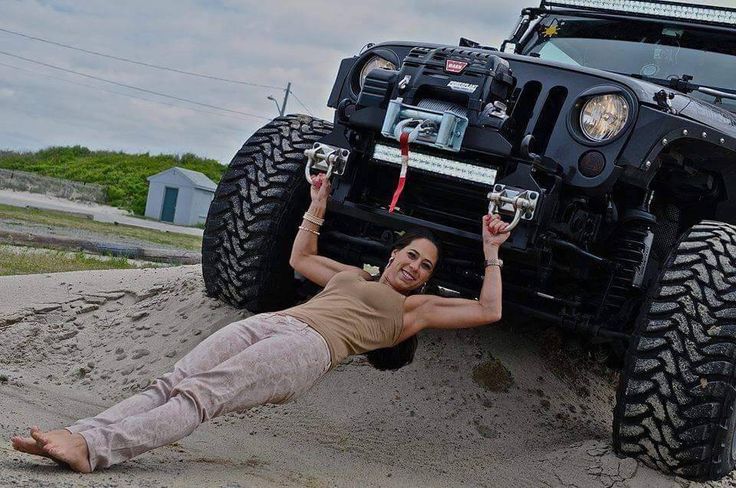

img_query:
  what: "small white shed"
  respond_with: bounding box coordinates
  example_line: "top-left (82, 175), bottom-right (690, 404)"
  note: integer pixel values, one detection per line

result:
top-left (145, 167), bottom-right (217, 226)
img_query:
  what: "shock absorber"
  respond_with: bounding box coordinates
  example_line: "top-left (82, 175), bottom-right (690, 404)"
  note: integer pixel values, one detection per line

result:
top-left (599, 208), bottom-right (656, 326)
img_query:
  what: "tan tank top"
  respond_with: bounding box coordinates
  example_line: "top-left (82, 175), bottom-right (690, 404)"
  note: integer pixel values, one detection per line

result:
top-left (279, 270), bottom-right (406, 368)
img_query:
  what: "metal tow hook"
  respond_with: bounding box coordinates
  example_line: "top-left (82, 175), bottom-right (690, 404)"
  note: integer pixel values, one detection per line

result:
top-left (487, 184), bottom-right (540, 231)
top-left (303, 143), bottom-right (350, 184)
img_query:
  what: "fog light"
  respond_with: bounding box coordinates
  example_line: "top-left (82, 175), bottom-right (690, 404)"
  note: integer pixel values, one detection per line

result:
top-left (578, 151), bottom-right (606, 177)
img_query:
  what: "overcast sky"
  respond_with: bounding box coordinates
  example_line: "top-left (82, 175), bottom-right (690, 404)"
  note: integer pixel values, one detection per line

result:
top-left (1, 0), bottom-right (734, 164)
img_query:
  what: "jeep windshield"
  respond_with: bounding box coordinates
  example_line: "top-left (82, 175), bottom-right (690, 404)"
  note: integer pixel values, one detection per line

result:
top-left (521, 15), bottom-right (736, 111)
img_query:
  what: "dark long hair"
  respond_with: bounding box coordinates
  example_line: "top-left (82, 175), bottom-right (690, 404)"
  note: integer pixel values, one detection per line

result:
top-left (365, 228), bottom-right (442, 371)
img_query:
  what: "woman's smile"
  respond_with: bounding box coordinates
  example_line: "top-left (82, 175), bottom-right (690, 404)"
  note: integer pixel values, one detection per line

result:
top-left (400, 268), bottom-right (415, 282)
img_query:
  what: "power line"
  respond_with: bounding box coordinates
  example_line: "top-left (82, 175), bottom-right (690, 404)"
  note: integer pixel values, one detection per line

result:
top-left (290, 90), bottom-right (315, 116)
top-left (0, 26), bottom-right (285, 90)
top-left (0, 49), bottom-right (272, 121)
top-left (0, 60), bottom-right (259, 127)
top-left (0, 26), bottom-right (320, 118)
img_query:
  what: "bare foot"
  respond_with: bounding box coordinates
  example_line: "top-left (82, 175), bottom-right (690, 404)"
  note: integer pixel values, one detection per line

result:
top-left (11, 426), bottom-right (67, 465)
top-left (31, 428), bottom-right (92, 473)
top-left (12, 426), bottom-right (48, 456)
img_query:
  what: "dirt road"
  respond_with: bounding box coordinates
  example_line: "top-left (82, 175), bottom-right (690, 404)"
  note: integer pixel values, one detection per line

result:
top-left (0, 266), bottom-right (731, 487)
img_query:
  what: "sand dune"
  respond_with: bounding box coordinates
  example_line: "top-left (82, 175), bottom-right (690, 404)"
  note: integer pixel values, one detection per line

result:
top-left (0, 266), bottom-right (730, 487)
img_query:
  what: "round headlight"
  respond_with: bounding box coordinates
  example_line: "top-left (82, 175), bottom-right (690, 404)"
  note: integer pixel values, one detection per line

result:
top-left (358, 56), bottom-right (396, 90)
top-left (579, 94), bottom-right (629, 142)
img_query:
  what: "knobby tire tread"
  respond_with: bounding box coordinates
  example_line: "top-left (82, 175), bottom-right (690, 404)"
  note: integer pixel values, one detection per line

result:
top-left (613, 221), bottom-right (736, 481)
top-left (201, 114), bottom-right (332, 312)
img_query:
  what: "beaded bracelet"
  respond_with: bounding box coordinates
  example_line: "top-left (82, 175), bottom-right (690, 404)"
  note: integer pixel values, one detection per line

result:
top-left (484, 258), bottom-right (503, 269)
top-left (302, 211), bottom-right (325, 226)
top-left (298, 225), bottom-right (320, 236)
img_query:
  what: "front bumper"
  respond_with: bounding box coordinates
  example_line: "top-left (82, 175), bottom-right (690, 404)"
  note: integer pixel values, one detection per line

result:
top-left (320, 140), bottom-right (556, 253)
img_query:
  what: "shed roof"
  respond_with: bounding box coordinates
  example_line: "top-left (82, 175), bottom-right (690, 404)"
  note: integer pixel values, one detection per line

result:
top-left (147, 166), bottom-right (217, 191)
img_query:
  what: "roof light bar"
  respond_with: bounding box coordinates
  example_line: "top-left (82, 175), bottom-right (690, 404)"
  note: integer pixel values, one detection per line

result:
top-left (372, 144), bottom-right (497, 186)
top-left (542, 0), bottom-right (736, 26)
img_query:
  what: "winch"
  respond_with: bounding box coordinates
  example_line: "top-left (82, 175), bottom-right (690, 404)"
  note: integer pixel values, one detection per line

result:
top-left (354, 46), bottom-right (517, 155)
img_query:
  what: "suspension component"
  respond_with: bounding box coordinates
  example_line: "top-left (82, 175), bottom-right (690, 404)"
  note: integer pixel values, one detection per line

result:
top-left (598, 209), bottom-right (656, 323)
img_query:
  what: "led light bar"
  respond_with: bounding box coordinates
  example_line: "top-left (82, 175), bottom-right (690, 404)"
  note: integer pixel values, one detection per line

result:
top-left (542, 0), bottom-right (736, 26)
top-left (372, 144), bottom-right (497, 186)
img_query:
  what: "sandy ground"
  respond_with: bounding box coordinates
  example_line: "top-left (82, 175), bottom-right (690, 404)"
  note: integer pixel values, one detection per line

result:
top-left (1, 265), bottom-right (734, 487)
top-left (0, 244), bottom-right (169, 269)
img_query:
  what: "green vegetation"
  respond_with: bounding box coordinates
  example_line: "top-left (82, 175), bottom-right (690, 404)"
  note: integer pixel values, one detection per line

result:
top-left (0, 146), bottom-right (226, 215)
top-left (0, 246), bottom-right (142, 276)
top-left (0, 204), bottom-right (202, 250)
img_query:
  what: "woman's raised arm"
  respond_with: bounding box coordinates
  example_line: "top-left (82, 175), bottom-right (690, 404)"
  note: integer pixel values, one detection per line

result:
top-left (289, 173), bottom-right (371, 287)
top-left (399, 214), bottom-right (509, 341)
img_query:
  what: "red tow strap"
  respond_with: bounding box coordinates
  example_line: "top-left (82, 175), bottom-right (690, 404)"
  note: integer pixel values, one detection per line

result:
top-left (389, 131), bottom-right (410, 213)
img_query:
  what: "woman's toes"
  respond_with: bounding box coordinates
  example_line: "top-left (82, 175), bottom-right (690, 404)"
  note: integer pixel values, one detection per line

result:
top-left (30, 429), bottom-right (48, 445)
top-left (12, 435), bottom-right (57, 460)
top-left (10, 436), bottom-right (23, 450)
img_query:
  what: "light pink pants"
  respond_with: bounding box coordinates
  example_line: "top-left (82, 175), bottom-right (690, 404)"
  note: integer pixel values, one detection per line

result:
top-left (64, 313), bottom-right (331, 470)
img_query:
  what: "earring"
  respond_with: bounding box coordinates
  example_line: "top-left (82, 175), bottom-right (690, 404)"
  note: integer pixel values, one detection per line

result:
top-left (388, 256), bottom-right (395, 266)
top-left (419, 282), bottom-right (427, 294)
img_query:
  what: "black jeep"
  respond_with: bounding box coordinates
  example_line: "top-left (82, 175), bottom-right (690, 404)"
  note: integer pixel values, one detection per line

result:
top-left (201, 0), bottom-right (736, 481)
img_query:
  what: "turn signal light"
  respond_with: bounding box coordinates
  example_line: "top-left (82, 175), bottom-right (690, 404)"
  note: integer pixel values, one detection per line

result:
top-left (578, 150), bottom-right (606, 177)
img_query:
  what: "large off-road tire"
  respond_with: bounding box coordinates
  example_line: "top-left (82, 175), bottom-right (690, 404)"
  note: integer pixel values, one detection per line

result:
top-left (202, 114), bottom-right (332, 312)
top-left (614, 220), bottom-right (736, 480)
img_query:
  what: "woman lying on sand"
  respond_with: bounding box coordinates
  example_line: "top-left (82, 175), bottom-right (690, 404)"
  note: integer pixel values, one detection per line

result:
top-left (10, 173), bottom-right (510, 472)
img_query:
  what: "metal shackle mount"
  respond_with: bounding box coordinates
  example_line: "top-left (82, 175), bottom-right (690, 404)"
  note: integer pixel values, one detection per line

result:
top-left (487, 184), bottom-right (540, 231)
top-left (304, 143), bottom-right (350, 184)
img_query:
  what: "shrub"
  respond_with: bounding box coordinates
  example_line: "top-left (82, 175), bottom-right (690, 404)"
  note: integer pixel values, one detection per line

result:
top-left (0, 147), bottom-right (226, 215)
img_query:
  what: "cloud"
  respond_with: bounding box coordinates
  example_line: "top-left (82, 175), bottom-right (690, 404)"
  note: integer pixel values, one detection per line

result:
top-left (1, 0), bottom-right (727, 163)
top-left (0, 1), bottom-right (528, 162)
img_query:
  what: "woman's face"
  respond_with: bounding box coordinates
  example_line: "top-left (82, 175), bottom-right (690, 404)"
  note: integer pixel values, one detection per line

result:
top-left (382, 238), bottom-right (439, 294)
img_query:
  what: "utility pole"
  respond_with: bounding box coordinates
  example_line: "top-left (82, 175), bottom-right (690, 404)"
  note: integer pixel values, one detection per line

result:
top-left (267, 82), bottom-right (291, 116)
top-left (280, 82), bottom-right (291, 116)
